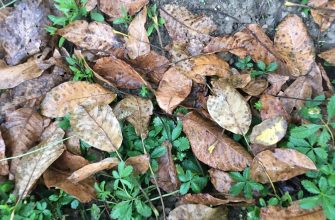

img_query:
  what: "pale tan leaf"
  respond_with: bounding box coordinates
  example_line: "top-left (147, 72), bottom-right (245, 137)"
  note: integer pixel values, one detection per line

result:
top-left (260, 94), bottom-right (289, 121)
top-left (114, 95), bottom-right (153, 137)
top-left (0, 130), bottom-right (9, 176)
top-left (250, 117), bottom-right (288, 146)
top-left (41, 81), bottom-right (116, 118)
top-left (242, 78), bottom-right (268, 96)
top-left (309, 0), bottom-right (335, 32)
top-left (99, 0), bottom-right (148, 19)
top-left (182, 112), bottom-right (252, 171)
top-left (181, 193), bottom-right (254, 206)
top-left (14, 127), bottom-right (65, 198)
top-left (274, 14), bottom-right (315, 77)
top-left (57, 20), bottom-right (123, 52)
top-left (68, 157), bottom-right (119, 183)
top-left (207, 79), bottom-right (251, 135)
top-left (250, 148), bottom-right (317, 183)
top-left (70, 105), bottom-right (123, 152)
top-left (307, 62), bottom-right (324, 96)
top-left (126, 7), bottom-right (150, 59)
top-left (318, 48), bottom-right (335, 65)
top-left (168, 204), bottom-right (228, 220)
top-left (84, 0), bottom-right (97, 11)
top-left (156, 66), bottom-right (192, 114)
top-left (208, 169), bottom-right (233, 194)
top-left (225, 73), bottom-right (251, 89)
top-left (125, 154), bottom-right (149, 175)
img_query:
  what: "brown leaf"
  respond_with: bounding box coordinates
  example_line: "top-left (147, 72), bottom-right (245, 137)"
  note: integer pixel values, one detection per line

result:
top-left (0, 130), bottom-right (9, 176)
top-left (155, 141), bottom-right (180, 192)
top-left (318, 48), bottom-right (335, 65)
top-left (309, 0), bottom-right (335, 32)
top-left (126, 7), bottom-right (150, 59)
top-left (260, 94), bottom-right (289, 121)
top-left (99, 0), bottom-right (148, 19)
top-left (207, 79), bottom-right (251, 135)
top-left (64, 130), bottom-right (81, 155)
top-left (250, 148), bottom-right (317, 183)
top-left (114, 95), bottom-right (153, 138)
top-left (225, 73), bottom-right (251, 89)
top-left (156, 66), bottom-right (192, 114)
top-left (242, 78), bottom-right (268, 96)
top-left (57, 20), bottom-right (123, 52)
top-left (68, 157), bottom-right (119, 183)
top-left (70, 105), bottom-right (123, 152)
top-left (125, 154), bottom-right (149, 175)
top-left (14, 127), bottom-right (65, 198)
top-left (266, 74), bottom-right (289, 95)
top-left (182, 112), bottom-right (252, 171)
top-left (94, 56), bottom-right (148, 90)
top-left (251, 144), bottom-right (276, 155)
top-left (274, 14), bottom-right (315, 77)
top-left (84, 0), bottom-right (97, 11)
top-left (160, 4), bottom-right (217, 55)
top-left (307, 62), bottom-right (324, 96)
top-left (168, 204), bottom-right (228, 220)
top-left (260, 201), bottom-right (325, 220)
top-left (2, 108), bottom-right (44, 176)
top-left (41, 81), bottom-right (116, 118)
top-left (53, 151), bottom-right (89, 172)
top-left (319, 63), bottom-right (334, 93)
top-left (181, 193), bottom-right (254, 206)
top-left (208, 169), bottom-right (233, 194)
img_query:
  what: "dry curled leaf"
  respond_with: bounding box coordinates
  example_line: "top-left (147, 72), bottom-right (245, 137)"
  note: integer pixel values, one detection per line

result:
top-left (181, 193), bottom-right (254, 206)
top-left (156, 66), bottom-right (192, 114)
top-left (53, 151), bottom-right (89, 172)
top-left (68, 157), bottom-right (119, 183)
top-left (41, 81), bottom-right (116, 118)
top-left (70, 105), bottom-right (123, 152)
top-left (207, 79), bottom-right (251, 135)
top-left (309, 0), bottom-right (335, 32)
top-left (182, 112), bottom-right (252, 171)
top-left (261, 94), bottom-right (289, 121)
top-left (2, 108), bottom-right (44, 176)
top-left (125, 154), bottom-right (150, 175)
top-left (250, 117), bottom-right (288, 146)
top-left (114, 95), bottom-right (153, 138)
top-left (0, 130), bottom-right (9, 176)
top-left (99, 0), bottom-right (148, 19)
top-left (14, 127), bottom-right (65, 198)
top-left (57, 20), bottom-right (123, 52)
top-left (208, 169), bottom-right (233, 194)
top-left (94, 56), bottom-right (148, 90)
top-left (126, 7), bottom-right (150, 59)
top-left (168, 204), bottom-right (228, 220)
top-left (250, 148), bottom-right (317, 183)
top-left (274, 14), bottom-right (315, 77)
top-left (242, 78), bottom-right (268, 96)
top-left (318, 48), bottom-right (335, 65)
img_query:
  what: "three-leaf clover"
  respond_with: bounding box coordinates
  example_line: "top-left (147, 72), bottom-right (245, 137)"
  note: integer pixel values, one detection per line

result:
top-left (177, 165), bottom-right (208, 195)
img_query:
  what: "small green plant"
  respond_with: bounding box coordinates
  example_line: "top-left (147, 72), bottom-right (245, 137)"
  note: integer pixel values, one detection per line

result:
top-left (235, 56), bottom-right (253, 70)
top-left (57, 113), bottom-right (71, 130)
top-left (90, 9), bottom-right (105, 22)
top-left (113, 6), bottom-right (133, 27)
top-left (300, 0), bottom-right (310, 16)
top-left (146, 4), bottom-right (165, 37)
top-left (254, 100), bottom-right (262, 111)
top-left (139, 85), bottom-right (152, 98)
top-left (66, 54), bottom-right (94, 82)
top-left (177, 165), bottom-right (208, 195)
top-left (251, 61), bottom-right (278, 78)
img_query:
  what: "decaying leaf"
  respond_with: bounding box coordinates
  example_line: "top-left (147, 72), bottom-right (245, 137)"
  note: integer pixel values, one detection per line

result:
top-left (318, 48), bottom-right (335, 65)
top-left (0, 0), bottom-right (50, 65)
top-left (156, 66), bottom-right (192, 114)
top-left (160, 4), bottom-right (217, 55)
top-left (126, 7), bottom-right (150, 59)
top-left (0, 130), bottom-right (9, 176)
top-left (208, 169), bottom-right (233, 194)
top-left (319, 63), bottom-right (334, 93)
top-left (242, 78), bottom-right (268, 96)
top-left (68, 157), bottom-right (119, 183)
top-left (125, 154), bottom-right (150, 175)
top-left (57, 20), bottom-right (123, 52)
top-left (64, 130), bottom-right (81, 155)
top-left (260, 201), bottom-right (325, 220)
top-left (266, 74), bottom-right (289, 95)
top-left (250, 117), bottom-right (288, 146)
top-left (181, 193), bottom-right (254, 206)
top-left (114, 95), bottom-right (153, 137)
top-left (261, 94), bottom-right (289, 120)
top-left (182, 112), bottom-right (252, 171)
top-left (99, 0), bottom-right (148, 19)
top-left (41, 81), bottom-right (116, 118)
top-left (155, 141), bottom-right (180, 192)
top-left (70, 105), bottom-right (123, 152)
top-left (168, 204), bottom-right (228, 220)
top-left (14, 127), bottom-right (65, 198)
top-left (309, 0), bottom-right (335, 32)
top-left (307, 62), bottom-right (324, 96)
top-left (250, 148), bottom-right (317, 183)
top-left (84, 0), bottom-right (97, 11)
top-left (225, 73), bottom-right (251, 89)
top-left (207, 79), bottom-right (251, 135)
top-left (53, 151), bottom-right (89, 172)
top-left (274, 14), bottom-right (315, 77)
top-left (2, 108), bottom-right (44, 176)
top-left (94, 56), bottom-right (148, 90)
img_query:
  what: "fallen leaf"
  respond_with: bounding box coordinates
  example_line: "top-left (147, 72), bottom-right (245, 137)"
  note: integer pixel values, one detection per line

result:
top-left (70, 105), bottom-right (123, 152)
top-left (307, 62), bottom-right (323, 96)
top-left (64, 130), bottom-right (81, 155)
top-left (160, 4), bottom-right (217, 55)
top-left (182, 112), bottom-right (252, 171)
top-left (168, 204), bottom-right (228, 220)
top-left (99, 0), bottom-right (148, 19)
top-left (156, 66), bottom-right (192, 114)
top-left (68, 157), bottom-right (119, 183)
top-left (0, 7), bottom-right (12, 22)
top-left (125, 154), bottom-right (149, 175)
top-left (84, 0), bottom-right (97, 11)
top-left (250, 148), bottom-right (317, 183)
top-left (266, 74), bottom-right (289, 95)
top-left (250, 144), bottom-right (276, 155)
top-left (94, 56), bottom-right (148, 90)
top-left (309, 0), bottom-right (335, 32)
top-left (53, 151), bottom-right (89, 172)
top-left (126, 7), bottom-right (150, 59)
top-left (208, 169), bottom-right (233, 194)
top-left (181, 193), bottom-right (254, 206)
top-left (260, 94), bottom-right (289, 120)
top-left (207, 79), bottom-right (251, 135)
top-left (14, 127), bottom-right (65, 198)
top-left (0, 130), bottom-right (9, 176)
top-left (250, 117), bottom-right (288, 146)
top-left (57, 20), bottom-right (123, 53)
top-left (41, 81), bottom-right (116, 118)
top-left (319, 63), bottom-right (334, 93)
top-left (274, 14), bottom-right (315, 77)
top-left (114, 95), bottom-right (153, 137)
top-left (260, 201), bottom-right (325, 220)
top-left (155, 141), bottom-right (180, 192)
top-left (0, 0), bottom-right (50, 65)
top-left (242, 78), bottom-right (268, 96)
top-left (225, 73), bottom-right (251, 89)
top-left (2, 108), bottom-right (44, 176)
top-left (318, 48), bottom-right (335, 65)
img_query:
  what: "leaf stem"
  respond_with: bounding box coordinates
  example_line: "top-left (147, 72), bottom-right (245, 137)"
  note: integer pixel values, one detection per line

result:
top-left (149, 190), bottom-right (179, 202)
